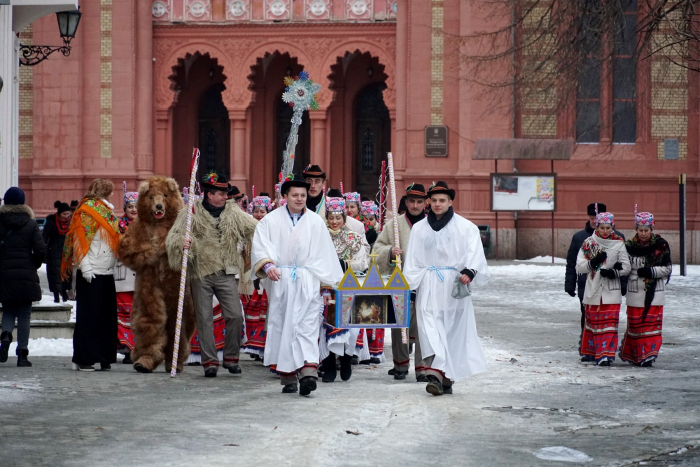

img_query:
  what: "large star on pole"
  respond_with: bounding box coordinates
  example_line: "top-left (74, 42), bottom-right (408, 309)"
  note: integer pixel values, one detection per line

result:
top-left (282, 71), bottom-right (322, 111)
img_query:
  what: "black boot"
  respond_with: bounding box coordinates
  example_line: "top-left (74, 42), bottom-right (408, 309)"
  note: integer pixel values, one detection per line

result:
top-left (340, 354), bottom-right (352, 381)
top-left (53, 292), bottom-right (60, 303)
top-left (321, 354), bottom-right (337, 383)
top-left (425, 375), bottom-right (444, 396)
top-left (0, 331), bottom-right (11, 363)
top-left (61, 291), bottom-right (69, 302)
top-left (16, 349), bottom-right (32, 367)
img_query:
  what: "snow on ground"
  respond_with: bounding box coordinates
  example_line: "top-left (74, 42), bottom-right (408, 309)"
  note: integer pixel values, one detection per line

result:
top-left (33, 294), bottom-right (73, 308)
top-left (8, 338), bottom-right (73, 357)
top-left (514, 255), bottom-right (566, 264)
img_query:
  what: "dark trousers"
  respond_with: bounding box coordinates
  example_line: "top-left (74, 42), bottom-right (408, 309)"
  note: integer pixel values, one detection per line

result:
top-left (1, 301), bottom-right (32, 350)
top-left (579, 299), bottom-right (585, 331)
top-left (72, 271), bottom-right (117, 366)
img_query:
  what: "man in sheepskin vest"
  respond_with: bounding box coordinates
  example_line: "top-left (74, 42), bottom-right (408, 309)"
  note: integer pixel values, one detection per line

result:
top-left (166, 171), bottom-right (257, 378)
top-left (373, 183), bottom-right (428, 382)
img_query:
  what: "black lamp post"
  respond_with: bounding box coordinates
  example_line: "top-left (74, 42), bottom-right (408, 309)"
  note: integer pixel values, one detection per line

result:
top-left (19, 9), bottom-right (82, 67)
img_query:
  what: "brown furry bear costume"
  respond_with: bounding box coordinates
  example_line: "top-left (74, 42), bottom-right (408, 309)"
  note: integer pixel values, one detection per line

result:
top-left (118, 176), bottom-right (195, 373)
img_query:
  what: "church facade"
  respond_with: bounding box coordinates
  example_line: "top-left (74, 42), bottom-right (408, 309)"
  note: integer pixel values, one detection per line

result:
top-left (17, 0), bottom-right (699, 261)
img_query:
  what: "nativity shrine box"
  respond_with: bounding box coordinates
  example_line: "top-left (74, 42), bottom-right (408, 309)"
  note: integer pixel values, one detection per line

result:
top-left (333, 257), bottom-right (411, 330)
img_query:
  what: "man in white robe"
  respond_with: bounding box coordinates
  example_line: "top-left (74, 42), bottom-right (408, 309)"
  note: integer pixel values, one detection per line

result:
top-left (251, 174), bottom-right (343, 396)
top-left (403, 181), bottom-right (489, 396)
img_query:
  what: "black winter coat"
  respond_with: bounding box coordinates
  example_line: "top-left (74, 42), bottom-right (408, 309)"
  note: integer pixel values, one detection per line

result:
top-left (565, 222), bottom-right (626, 299)
top-left (42, 213), bottom-right (68, 293)
top-left (0, 204), bottom-right (46, 303)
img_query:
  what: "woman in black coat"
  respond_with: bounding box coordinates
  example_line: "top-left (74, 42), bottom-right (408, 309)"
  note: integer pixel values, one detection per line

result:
top-left (43, 201), bottom-right (72, 303)
top-left (0, 187), bottom-right (46, 367)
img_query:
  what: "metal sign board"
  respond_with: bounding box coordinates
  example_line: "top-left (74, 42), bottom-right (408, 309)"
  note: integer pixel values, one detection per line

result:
top-left (425, 125), bottom-right (448, 157)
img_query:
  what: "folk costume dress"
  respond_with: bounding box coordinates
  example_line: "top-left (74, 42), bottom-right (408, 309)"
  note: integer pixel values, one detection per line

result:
top-left (115, 214), bottom-right (137, 359)
top-left (575, 213), bottom-right (631, 365)
top-left (321, 222), bottom-right (370, 361)
top-left (251, 205), bottom-right (343, 384)
top-left (61, 198), bottom-right (121, 367)
top-left (403, 207), bottom-right (489, 383)
top-left (620, 212), bottom-right (671, 365)
top-left (241, 195), bottom-right (274, 359)
top-left (346, 192), bottom-right (385, 363)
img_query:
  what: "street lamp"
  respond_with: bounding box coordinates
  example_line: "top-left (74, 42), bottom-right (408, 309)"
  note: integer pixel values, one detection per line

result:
top-left (19, 9), bottom-right (82, 67)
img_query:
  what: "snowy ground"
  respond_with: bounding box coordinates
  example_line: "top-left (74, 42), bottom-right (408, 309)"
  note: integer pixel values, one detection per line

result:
top-left (0, 262), bottom-right (698, 466)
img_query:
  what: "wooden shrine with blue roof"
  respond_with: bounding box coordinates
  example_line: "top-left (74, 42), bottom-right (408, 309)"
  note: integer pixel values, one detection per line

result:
top-left (334, 252), bottom-right (411, 329)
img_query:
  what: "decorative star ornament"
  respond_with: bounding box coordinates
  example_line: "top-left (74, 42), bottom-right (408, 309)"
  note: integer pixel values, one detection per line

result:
top-left (282, 71), bottom-right (321, 111)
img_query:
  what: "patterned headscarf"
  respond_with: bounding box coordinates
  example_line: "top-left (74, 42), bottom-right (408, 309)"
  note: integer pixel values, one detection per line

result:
top-left (360, 201), bottom-right (378, 217)
top-left (123, 181), bottom-right (138, 210)
top-left (344, 192), bottom-right (360, 204)
top-left (325, 197), bottom-right (346, 214)
top-left (634, 204), bottom-right (654, 228)
top-left (249, 196), bottom-right (273, 213)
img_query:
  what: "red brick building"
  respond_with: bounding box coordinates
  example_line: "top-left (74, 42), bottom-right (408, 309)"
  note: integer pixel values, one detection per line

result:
top-left (18, 0), bottom-right (699, 261)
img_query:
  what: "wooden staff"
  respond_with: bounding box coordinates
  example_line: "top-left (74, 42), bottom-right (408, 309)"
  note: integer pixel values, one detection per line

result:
top-left (171, 148), bottom-right (200, 378)
top-left (387, 153), bottom-right (407, 345)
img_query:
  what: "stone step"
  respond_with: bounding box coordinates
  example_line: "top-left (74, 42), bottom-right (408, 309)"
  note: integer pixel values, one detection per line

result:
top-left (9, 322), bottom-right (75, 340)
top-left (30, 309), bottom-right (72, 322)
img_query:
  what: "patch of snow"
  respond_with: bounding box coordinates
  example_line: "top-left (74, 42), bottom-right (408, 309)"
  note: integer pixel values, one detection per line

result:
top-left (534, 446), bottom-right (592, 463)
top-left (515, 256), bottom-right (566, 264)
top-left (670, 447), bottom-right (688, 456)
top-left (32, 294), bottom-right (73, 308)
top-left (8, 338), bottom-right (73, 357)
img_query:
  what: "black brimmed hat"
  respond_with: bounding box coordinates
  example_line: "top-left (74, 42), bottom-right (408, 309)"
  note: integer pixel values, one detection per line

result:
top-left (405, 183), bottom-right (428, 199)
top-left (327, 188), bottom-right (342, 198)
top-left (281, 174), bottom-right (311, 195)
top-left (302, 164), bottom-right (326, 180)
top-left (427, 181), bottom-right (455, 200)
top-left (587, 203), bottom-right (606, 216)
top-left (228, 185), bottom-right (244, 200)
top-left (70, 200), bottom-right (79, 210)
top-left (202, 171), bottom-right (230, 192)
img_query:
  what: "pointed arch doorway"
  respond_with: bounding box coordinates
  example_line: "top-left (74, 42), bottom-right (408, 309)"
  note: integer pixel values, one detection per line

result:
top-left (354, 82), bottom-right (390, 198)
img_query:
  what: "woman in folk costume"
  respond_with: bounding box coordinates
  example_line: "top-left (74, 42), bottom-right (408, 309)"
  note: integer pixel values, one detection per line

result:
top-left (42, 201), bottom-right (72, 303)
top-left (345, 191), bottom-right (385, 364)
top-left (360, 200), bottom-right (380, 247)
top-left (575, 209), bottom-right (631, 366)
top-left (61, 178), bottom-right (121, 372)
top-left (320, 195), bottom-right (370, 383)
top-left (242, 194), bottom-right (274, 360)
top-left (620, 208), bottom-right (672, 367)
top-left (114, 183), bottom-right (138, 364)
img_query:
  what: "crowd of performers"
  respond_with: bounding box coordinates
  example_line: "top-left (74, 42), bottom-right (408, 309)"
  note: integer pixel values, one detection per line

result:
top-left (0, 165), bottom-right (673, 397)
top-left (566, 203), bottom-right (672, 368)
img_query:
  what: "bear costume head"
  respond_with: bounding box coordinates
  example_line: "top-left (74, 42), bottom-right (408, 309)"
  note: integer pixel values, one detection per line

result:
top-left (137, 176), bottom-right (182, 223)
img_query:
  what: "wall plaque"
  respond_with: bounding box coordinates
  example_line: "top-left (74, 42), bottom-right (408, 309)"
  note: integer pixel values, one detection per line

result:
top-left (425, 125), bottom-right (448, 157)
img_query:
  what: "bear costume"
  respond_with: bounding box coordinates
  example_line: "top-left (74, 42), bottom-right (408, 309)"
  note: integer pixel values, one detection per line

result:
top-left (118, 176), bottom-right (195, 373)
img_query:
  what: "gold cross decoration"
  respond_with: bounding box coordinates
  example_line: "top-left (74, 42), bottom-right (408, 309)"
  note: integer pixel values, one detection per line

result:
top-left (368, 250), bottom-right (379, 265)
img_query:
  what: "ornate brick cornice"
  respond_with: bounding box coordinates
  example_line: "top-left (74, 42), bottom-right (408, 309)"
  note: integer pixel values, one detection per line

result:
top-left (153, 22), bottom-right (396, 111)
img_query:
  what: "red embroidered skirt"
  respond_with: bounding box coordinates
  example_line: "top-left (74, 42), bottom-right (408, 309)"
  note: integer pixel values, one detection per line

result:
top-left (367, 328), bottom-right (385, 358)
top-left (580, 303), bottom-right (621, 362)
top-left (241, 290), bottom-right (268, 357)
top-left (620, 305), bottom-right (663, 364)
top-left (116, 291), bottom-right (135, 351)
top-left (189, 304), bottom-right (226, 355)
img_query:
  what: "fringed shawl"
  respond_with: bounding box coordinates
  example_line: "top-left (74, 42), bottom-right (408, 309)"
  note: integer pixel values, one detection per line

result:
top-left (61, 198), bottom-right (120, 280)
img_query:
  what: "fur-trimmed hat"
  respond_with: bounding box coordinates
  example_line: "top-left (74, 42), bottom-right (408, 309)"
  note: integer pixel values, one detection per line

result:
top-left (427, 181), bottom-right (455, 200)
top-left (405, 183), bottom-right (428, 199)
top-left (588, 202), bottom-right (606, 216)
top-left (281, 173), bottom-right (310, 195)
top-left (302, 164), bottom-right (326, 180)
top-left (202, 171), bottom-right (230, 192)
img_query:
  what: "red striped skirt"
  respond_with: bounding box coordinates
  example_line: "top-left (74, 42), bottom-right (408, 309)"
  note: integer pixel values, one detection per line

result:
top-left (580, 303), bottom-right (621, 362)
top-left (367, 328), bottom-right (385, 358)
top-left (620, 305), bottom-right (663, 365)
top-left (116, 291), bottom-right (135, 351)
top-left (190, 304), bottom-right (226, 355)
top-left (241, 290), bottom-right (268, 356)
